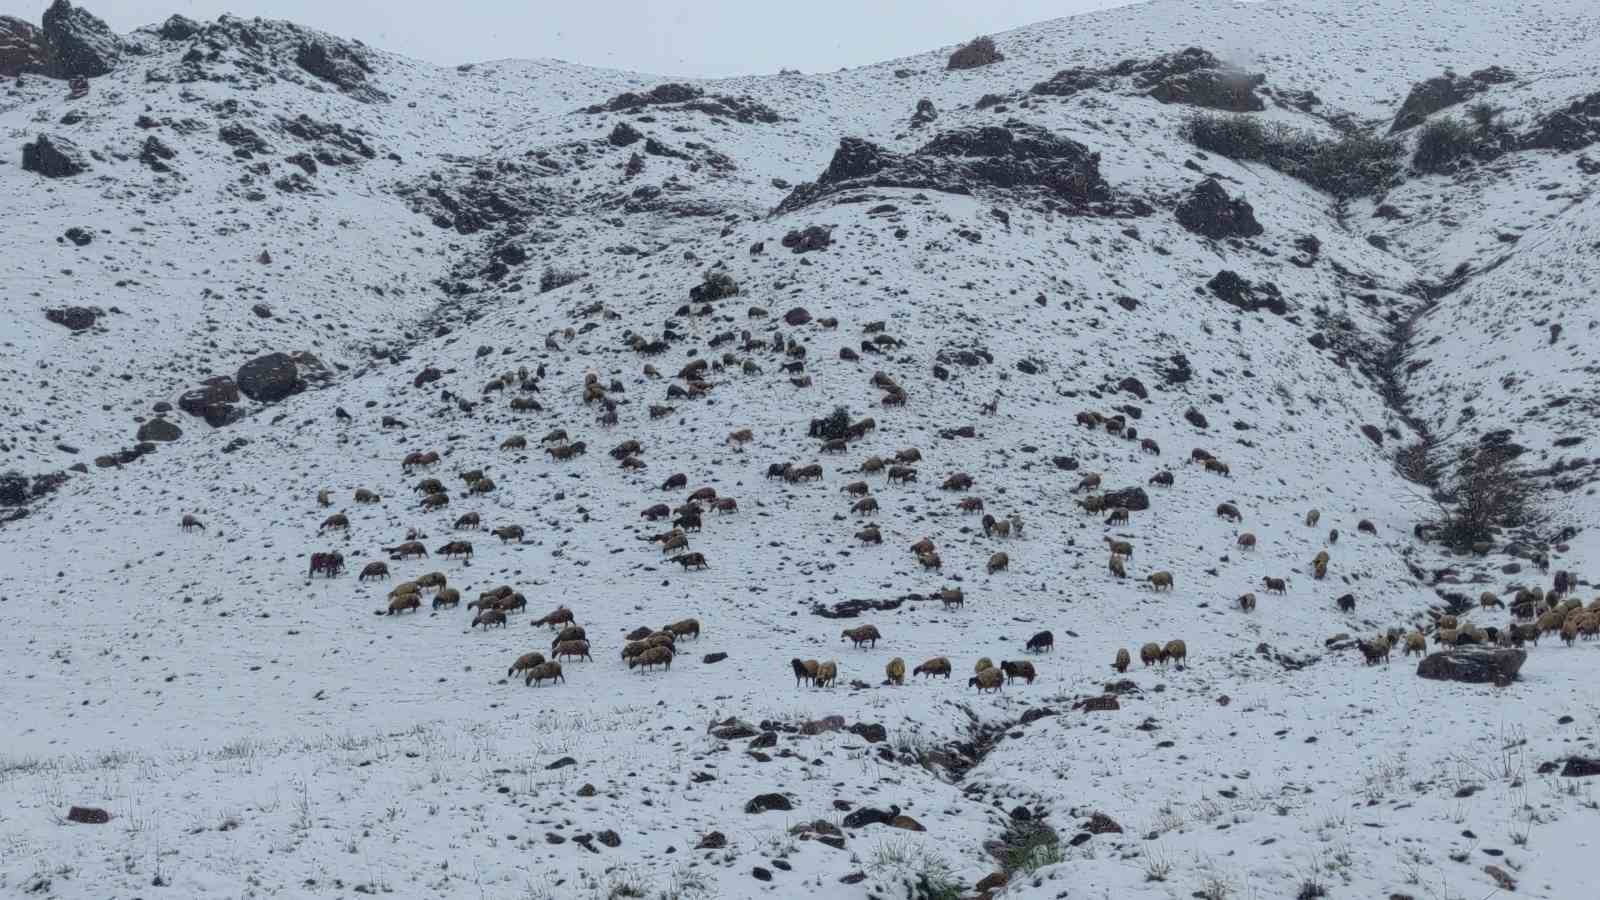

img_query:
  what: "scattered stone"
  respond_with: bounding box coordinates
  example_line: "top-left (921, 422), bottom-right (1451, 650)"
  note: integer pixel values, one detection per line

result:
top-left (66, 805), bottom-right (109, 824)
top-left (22, 133), bottom-right (90, 178)
top-left (702, 652), bottom-right (727, 664)
top-left (63, 227), bottom-right (92, 247)
top-left (545, 756), bottom-right (577, 770)
top-left (45, 306), bottom-right (99, 331)
top-left (236, 352), bottom-right (302, 403)
top-left (1100, 486), bottom-right (1150, 512)
top-left (744, 793), bottom-right (793, 814)
top-left (1560, 757), bottom-right (1600, 777)
top-left (695, 831), bottom-right (726, 850)
top-left (596, 829), bottom-right (620, 847)
top-left (1175, 178), bottom-right (1263, 239)
top-left (1416, 648), bottom-right (1525, 685)
top-left (1074, 694), bottom-right (1120, 712)
top-left (751, 866), bottom-right (772, 882)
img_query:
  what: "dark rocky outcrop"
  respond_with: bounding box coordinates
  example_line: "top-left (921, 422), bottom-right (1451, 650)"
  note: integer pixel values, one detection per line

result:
top-left (607, 122), bottom-right (642, 146)
top-left (156, 14), bottom-right (202, 41)
top-left (1030, 67), bottom-right (1105, 97)
top-left (1101, 487), bottom-right (1150, 512)
top-left (1521, 91), bottom-right (1600, 152)
top-left (45, 305), bottom-right (99, 330)
top-left (947, 35), bottom-right (1002, 71)
top-left (777, 121), bottom-right (1139, 217)
top-left (584, 83), bottom-right (781, 124)
top-left (1175, 178), bottom-right (1263, 239)
top-left (0, 16), bottom-right (48, 76)
top-left (41, 0), bottom-right (123, 79)
top-left (1206, 270), bottom-right (1288, 315)
top-left (22, 134), bottom-right (90, 178)
top-left (136, 419), bottom-right (182, 442)
top-left (744, 793), bottom-right (793, 814)
top-left (236, 352), bottom-right (302, 403)
top-left (179, 377), bottom-right (241, 427)
top-left (1416, 648), bottom-right (1526, 685)
top-left (910, 98), bottom-right (938, 128)
top-left (782, 225), bottom-right (831, 253)
top-left (139, 135), bottom-right (176, 173)
top-left (66, 806), bottom-right (109, 824)
top-left (1389, 69), bottom-right (1511, 134)
top-left (1147, 68), bottom-right (1265, 112)
top-left (296, 39), bottom-right (373, 93)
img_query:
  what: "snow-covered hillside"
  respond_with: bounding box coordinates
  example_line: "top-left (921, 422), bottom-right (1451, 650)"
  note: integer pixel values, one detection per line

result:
top-left (3, 1), bottom-right (1600, 898)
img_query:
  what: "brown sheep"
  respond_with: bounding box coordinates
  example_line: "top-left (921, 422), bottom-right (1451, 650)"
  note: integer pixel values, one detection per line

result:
top-left (791, 658), bottom-right (820, 686)
top-left (660, 533), bottom-right (690, 554)
top-left (1237, 533), bottom-right (1256, 551)
top-left (1160, 639), bottom-right (1187, 667)
top-left (641, 503), bottom-right (671, 521)
top-left (388, 581), bottom-right (421, 599)
top-left (841, 625), bottom-right (882, 649)
top-left (814, 661), bottom-right (838, 688)
top-left (319, 513), bottom-right (349, 533)
top-left (553, 640), bottom-right (593, 662)
top-left (665, 618), bottom-right (701, 640)
top-left (1106, 508), bottom-right (1130, 526)
top-left (649, 404), bottom-right (674, 420)
top-left (1140, 643), bottom-right (1162, 667)
top-left (508, 652), bottom-right (546, 678)
top-left (713, 497), bottom-right (738, 514)
top-left (727, 428), bottom-right (754, 446)
top-left (1140, 437), bottom-right (1160, 455)
top-left (672, 552), bottom-right (709, 570)
top-left (1313, 549), bottom-right (1330, 568)
top-left (1305, 509), bottom-right (1322, 527)
top-left (969, 667), bottom-right (1004, 692)
top-left (914, 657), bottom-right (952, 679)
top-left (688, 486), bottom-right (718, 503)
top-left (415, 571), bottom-right (447, 590)
top-left (471, 609), bottom-right (507, 629)
top-left (436, 540), bottom-right (473, 560)
top-left (359, 561), bottom-right (389, 581)
top-left (1113, 648), bottom-right (1131, 672)
top-left (1313, 559), bottom-right (1329, 581)
top-left (662, 473), bottom-right (688, 491)
top-left (420, 493), bottom-right (449, 510)
top-left (1149, 471), bottom-right (1174, 487)
top-left (524, 661), bottom-right (564, 687)
top-left (910, 537), bottom-right (936, 556)
top-left (628, 645), bottom-right (675, 672)
top-left (888, 465), bottom-right (918, 484)
top-left (1147, 571), bottom-right (1174, 591)
top-left (987, 552), bottom-right (1009, 574)
top-left (453, 512), bottom-right (480, 530)
top-left (1263, 576), bottom-right (1288, 595)
top-left (958, 496), bottom-right (985, 513)
top-left (532, 606), bottom-right (575, 629)
top-left (1000, 660), bottom-right (1036, 685)
top-left (551, 625), bottom-right (588, 648)
top-left (855, 526), bottom-right (882, 545)
top-left (786, 463), bottom-right (824, 482)
top-left (501, 435), bottom-right (528, 451)
top-left (1359, 637), bottom-right (1391, 666)
top-left (355, 488), bottom-right (380, 504)
top-left (941, 473), bottom-right (974, 491)
top-left (1077, 494), bottom-right (1107, 514)
top-left (894, 448), bottom-right (922, 464)
top-left (981, 514), bottom-right (1012, 538)
top-left (386, 594), bottom-right (421, 615)
top-left (1402, 632), bottom-right (1426, 657)
top-left (386, 540), bottom-right (428, 560)
top-left (1105, 538), bottom-right (1134, 558)
top-left (853, 497), bottom-right (880, 515)
top-left (1073, 473), bottom-right (1102, 493)
top-left (1216, 503), bottom-right (1241, 522)
top-left (885, 657), bottom-right (906, 686)
top-left (493, 525), bottom-right (525, 543)
top-left (1203, 459), bottom-right (1231, 477)
top-left (317, 489), bottom-right (332, 507)
top-left (918, 551), bottom-right (942, 570)
top-left (861, 456), bottom-right (886, 474)
top-left (937, 587), bottom-right (964, 609)
top-left (1109, 555), bottom-right (1127, 579)
top-left (1238, 592), bottom-right (1256, 612)
top-left (181, 514), bottom-right (206, 532)
top-left (842, 481), bottom-right (871, 496)
top-left (432, 588), bottom-right (461, 610)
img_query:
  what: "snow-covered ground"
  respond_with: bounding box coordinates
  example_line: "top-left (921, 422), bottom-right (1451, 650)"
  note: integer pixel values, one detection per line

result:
top-left (4, 1), bottom-right (1600, 898)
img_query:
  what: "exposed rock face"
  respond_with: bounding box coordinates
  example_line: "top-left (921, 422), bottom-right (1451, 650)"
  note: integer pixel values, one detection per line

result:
top-left (910, 98), bottom-right (938, 128)
top-left (22, 133), bottom-right (90, 178)
top-left (139, 135), bottom-right (176, 172)
top-left (236, 352), bottom-right (302, 403)
top-left (179, 377), bottom-right (241, 427)
top-left (295, 39), bottom-right (372, 92)
top-left (777, 121), bottom-right (1136, 216)
top-left (66, 806), bottom-right (109, 824)
top-left (0, 15), bottom-right (48, 76)
top-left (136, 419), bottom-right (182, 442)
top-left (1416, 648), bottom-right (1526, 685)
top-left (1206, 270), bottom-right (1288, 315)
top-left (41, 0), bottom-right (123, 79)
top-left (947, 35), bottom-right (1002, 70)
top-left (782, 226), bottom-right (831, 253)
top-left (45, 305), bottom-right (99, 330)
top-left (1175, 178), bottom-right (1263, 239)
top-left (1522, 91), bottom-right (1600, 152)
top-left (1101, 487), bottom-right (1150, 511)
top-left (584, 83), bottom-right (781, 124)
top-left (156, 14), bottom-right (202, 41)
top-left (1389, 69), bottom-right (1512, 133)
top-left (1147, 68), bottom-right (1265, 112)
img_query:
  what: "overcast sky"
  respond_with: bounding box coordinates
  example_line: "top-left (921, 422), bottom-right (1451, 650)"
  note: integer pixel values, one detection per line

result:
top-left (36, 0), bottom-right (1145, 76)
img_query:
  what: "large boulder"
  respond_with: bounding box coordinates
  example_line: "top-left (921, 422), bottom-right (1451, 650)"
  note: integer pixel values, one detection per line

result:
top-left (136, 418), bottom-right (182, 442)
top-left (1147, 69), bottom-right (1265, 112)
top-left (1175, 178), bottom-right (1263, 239)
top-left (0, 15), bottom-right (48, 76)
top-left (295, 39), bottom-right (371, 91)
top-left (1522, 90), bottom-right (1600, 152)
top-left (156, 14), bottom-right (202, 41)
top-left (22, 134), bottom-right (91, 178)
top-left (1389, 69), bottom-right (1513, 134)
top-left (1416, 648), bottom-right (1526, 685)
top-left (41, 0), bottom-right (123, 79)
top-left (947, 35), bottom-right (1002, 71)
top-left (235, 353), bottom-right (301, 403)
top-left (44, 305), bottom-right (99, 330)
top-left (1100, 487), bottom-right (1150, 512)
top-left (1206, 270), bottom-right (1288, 316)
top-left (179, 377), bottom-right (241, 427)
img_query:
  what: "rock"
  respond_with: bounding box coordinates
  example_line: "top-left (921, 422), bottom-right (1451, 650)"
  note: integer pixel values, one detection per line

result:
top-left (744, 793), bottom-right (793, 814)
top-left (1083, 812), bottom-right (1123, 834)
top-left (156, 14), bottom-right (201, 41)
top-left (1416, 648), bottom-right (1525, 685)
top-left (800, 715), bottom-right (845, 735)
top-left (1101, 487), bottom-right (1150, 512)
top-left (1074, 694), bottom-right (1120, 712)
top-left (783, 307), bottom-right (813, 326)
top-left (710, 719), bottom-right (759, 740)
top-left (1522, 90), bottom-right (1600, 152)
top-left (413, 367), bottom-right (442, 389)
top-left (1206, 270), bottom-right (1288, 315)
top-left (976, 872), bottom-right (1009, 893)
top-left (545, 756), bottom-right (577, 770)
top-left (179, 377), bottom-right (240, 428)
top-left (0, 16), bottom-right (48, 77)
top-left (750, 731), bottom-right (777, 749)
top-left (136, 419), bottom-right (181, 443)
top-left (251, 303), bottom-right (274, 319)
top-left (1560, 757), bottom-right (1600, 777)
top-left (1361, 423), bottom-right (1384, 446)
top-left (1118, 376), bottom-right (1148, 400)
top-left (782, 225), bottom-right (831, 253)
top-left (695, 831), bottom-right (726, 850)
top-left (66, 805), bottom-right (109, 824)
top-left (702, 652), bottom-right (727, 664)
top-left (22, 133), bottom-right (90, 178)
top-left (295, 39), bottom-right (372, 93)
top-left (947, 35), bottom-right (1002, 71)
top-left (1031, 67), bottom-right (1105, 97)
top-left (910, 98), bottom-right (938, 128)
top-left (138, 135), bottom-right (177, 172)
top-left (689, 270), bottom-right (738, 302)
top-left (44, 305), bottom-right (98, 331)
top-left (1019, 706), bottom-right (1056, 724)
top-left (63, 227), bottom-right (92, 247)
top-left (1483, 865), bottom-right (1516, 892)
top-left (1390, 71), bottom-right (1489, 134)
top-left (42, 0), bottom-right (123, 79)
top-left (751, 866), bottom-right (772, 882)
top-left (1148, 68), bottom-right (1266, 112)
top-left (889, 815), bottom-right (925, 832)
top-left (576, 783), bottom-right (596, 797)
top-left (848, 722), bottom-right (887, 743)
top-left (1175, 178), bottom-right (1263, 239)
top-left (607, 122), bottom-right (642, 146)
top-left (842, 805), bottom-right (900, 828)
top-left (235, 352), bottom-right (301, 403)
top-left (596, 829), bottom-right (620, 847)
top-left (1051, 456), bottom-right (1079, 471)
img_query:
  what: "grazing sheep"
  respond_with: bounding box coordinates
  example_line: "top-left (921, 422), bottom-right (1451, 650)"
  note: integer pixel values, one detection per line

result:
top-left (359, 561), bottom-right (389, 581)
top-left (471, 609), bottom-right (507, 630)
top-left (1000, 660), bottom-right (1036, 684)
top-left (420, 493), bottom-right (448, 510)
top-left (387, 594), bottom-right (422, 615)
top-left (895, 448), bottom-right (922, 463)
top-left (1336, 593), bottom-right (1356, 613)
top-left (181, 514), bottom-right (206, 532)
top-left (508, 652), bottom-right (547, 678)
top-left (553, 640), bottom-right (593, 662)
top-left (551, 626), bottom-right (588, 649)
top-left (791, 658), bottom-right (820, 686)
top-left (317, 489), bottom-right (332, 507)
top-left (909, 538), bottom-right (936, 556)
top-left (672, 552), bottom-right (709, 570)
top-left (885, 657), bottom-right (906, 686)
top-left (1022, 630), bottom-right (1053, 653)
top-left (727, 428), bottom-right (754, 446)
top-left (1263, 576), bottom-right (1288, 594)
top-left (1216, 503), bottom-right (1241, 522)
top-left (982, 514), bottom-right (1012, 538)
top-left (1478, 591), bottom-right (1501, 611)
top-left (532, 606), bottom-right (575, 629)
top-left (1313, 550), bottom-right (1330, 567)
top-left (787, 463), bottom-right (824, 482)
top-left (673, 512), bottom-right (702, 532)
top-left (501, 435), bottom-right (528, 451)
top-left (1007, 514), bottom-right (1025, 537)
top-left (388, 582), bottom-right (421, 600)
top-left (1161, 639), bottom-right (1187, 667)
top-left (853, 497), bottom-right (880, 515)
top-left (1403, 632), bottom-right (1427, 656)
top-left (641, 503), bottom-right (671, 521)
top-left (941, 473), bottom-right (974, 491)
top-left (918, 551), bottom-right (942, 570)
top-left (319, 513), bottom-right (349, 533)
top-left (888, 465), bottom-right (917, 484)
top-left (914, 657), bottom-right (952, 679)
top-left (1139, 643), bottom-right (1162, 667)
top-left (385, 540), bottom-right (428, 560)
top-left (1113, 648), bottom-right (1131, 672)
top-left (1203, 459), bottom-right (1231, 477)
top-left (843, 481), bottom-right (871, 497)
top-left (969, 667), bottom-right (1004, 692)
top-left (855, 525), bottom-right (882, 545)
top-left (983, 551), bottom-right (1009, 574)
top-left (1105, 538), bottom-right (1134, 558)
top-left (436, 540), bottom-right (473, 560)
top-left (666, 618), bottom-right (701, 640)
top-left (1328, 528), bottom-right (1339, 545)
top-left (1149, 471), bottom-right (1174, 487)
top-left (1358, 519), bottom-right (1377, 535)
top-left (814, 661), bottom-right (838, 688)
top-left (432, 588), bottom-right (461, 610)
top-left (453, 512), bottom-right (480, 530)
top-left (1313, 559), bottom-right (1328, 581)
top-left (842, 625), bottom-right (882, 649)
top-left (1304, 509), bottom-right (1321, 528)
top-left (1147, 571), bottom-right (1174, 591)
top-left (415, 571), bottom-right (446, 590)
top-left (662, 473), bottom-right (688, 491)
top-left (355, 488), bottom-right (380, 504)
top-left (493, 525), bottom-right (525, 543)
top-left (1237, 533), bottom-right (1256, 550)
top-left (524, 661), bottom-right (564, 687)
top-left (460, 470), bottom-right (484, 485)
top-left (628, 646), bottom-right (675, 672)
top-left (1140, 438), bottom-right (1160, 455)
top-left (1106, 508), bottom-right (1130, 526)
top-left (1074, 473), bottom-right (1102, 493)
top-left (1359, 637), bottom-right (1391, 665)
top-left (1109, 555), bottom-right (1127, 579)
top-left (936, 587), bottom-right (964, 609)
top-left (688, 486), bottom-right (718, 503)
top-left (1237, 592), bottom-right (1257, 612)
top-left (974, 657), bottom-right (993, 673)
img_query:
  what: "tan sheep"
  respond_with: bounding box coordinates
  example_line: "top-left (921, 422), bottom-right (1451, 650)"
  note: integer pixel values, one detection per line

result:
top-left (386, 594), bottom-right (421, 615)
top-left (885, 657), bottom-right (906, 686)
top-left (1359, 637), bottom-right (1391, 665)
top-left (319, 513), bottom-right (349, 533)
top-left (431, 588), bottom-right (460, 610)
top-left (974, 657), bottom-right (993, 674)
top-left (918, 551), bottom-right (942, 570)
top-left (1402, 632), bottom-right (1426, 657)
top-left (1238, 593), bottom-right (1256, 612)
top-left (791, 658), bottom-right (821, 686)
top-left (1105, 538), bottom-right (1134, 559)
top-left (987, 552), bottom-right (1009, 574)
top-left (1147, 571), bottom-right (1174, 591)
top-left (913, 657), bottom-right (952, 679)
top-left (1161, 639), bottom-right (1187, 667)
top-left (359, 561), bottom-right (389, 581)
top-left (969, 667), bottom-right (1004, 692)
top-left (553, 640), bottom-right (593, 662)
top-left (1140, 642), bottom-right (1162, 667)
top-left (814, 661), bottom-right (838, 687)
top-left (665, 618), bottom-right (701, 640)
top-left (1109, 555), bottom-right (1127, 579)
top-left (524, 661), bottom-right (564, 687)
top-left (471, 609), bottom-right (507, 629)
top-left (1112, 648), bottom-right (1131, 673)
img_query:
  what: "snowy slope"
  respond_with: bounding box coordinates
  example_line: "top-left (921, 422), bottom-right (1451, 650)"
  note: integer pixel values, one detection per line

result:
top-left (3, 2), bottom-right (1600, 899)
